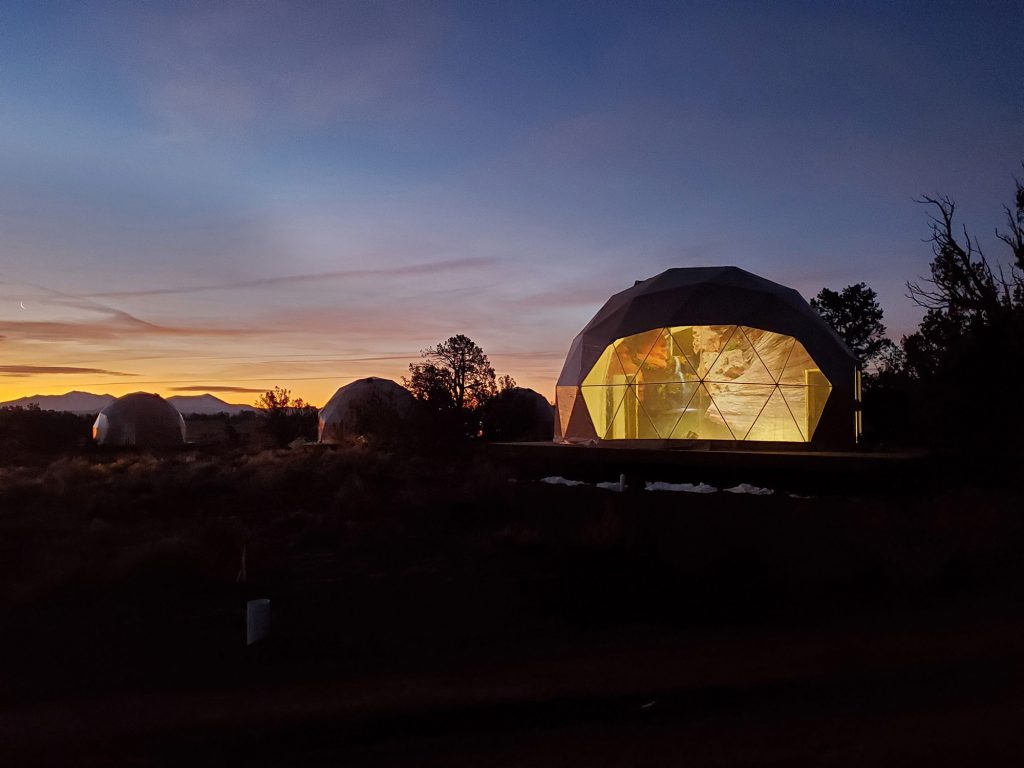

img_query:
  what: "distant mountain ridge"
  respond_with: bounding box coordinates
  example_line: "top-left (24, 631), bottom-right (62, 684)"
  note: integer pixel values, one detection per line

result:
top-left (166, 394), bottom-right (254, 416)
top-left (0, 391), bottom-right (254, 416)
top-left (0, 391), bottom-right (115, 414)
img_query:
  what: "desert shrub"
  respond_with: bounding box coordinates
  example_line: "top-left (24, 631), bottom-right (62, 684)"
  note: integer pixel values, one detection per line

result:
top-left (0, 406), bottom-right (93, 459)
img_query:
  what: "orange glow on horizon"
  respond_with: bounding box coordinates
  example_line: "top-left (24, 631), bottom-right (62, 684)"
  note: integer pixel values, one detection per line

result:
top-left (0, 365), bottom-right (557, 409)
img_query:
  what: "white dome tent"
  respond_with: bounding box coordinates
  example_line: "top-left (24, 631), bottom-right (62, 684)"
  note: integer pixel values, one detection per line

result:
top-left (318, 377), bottom-right (415, 443)
top-left (92, 392), bottom-right (187, 448)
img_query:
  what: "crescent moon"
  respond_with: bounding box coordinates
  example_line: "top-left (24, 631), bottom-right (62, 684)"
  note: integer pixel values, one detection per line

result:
top-left (19, 301), bottom-right (26, 310)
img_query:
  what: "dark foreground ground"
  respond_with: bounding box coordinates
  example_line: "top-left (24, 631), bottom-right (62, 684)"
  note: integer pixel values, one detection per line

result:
top-left (1, 445), bottom-right (1023, 766)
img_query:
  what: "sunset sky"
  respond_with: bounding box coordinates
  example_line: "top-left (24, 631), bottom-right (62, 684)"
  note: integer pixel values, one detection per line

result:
top-left (1, 1), bottom-right (1021, 406)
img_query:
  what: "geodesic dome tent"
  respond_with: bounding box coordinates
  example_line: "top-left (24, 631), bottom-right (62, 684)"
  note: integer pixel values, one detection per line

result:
top-left (318, 377), bottom-right (415, 443)
top-left (555, 267), bottom-right (860, 448)
top-left (92, 392), bottom-right (187, 448)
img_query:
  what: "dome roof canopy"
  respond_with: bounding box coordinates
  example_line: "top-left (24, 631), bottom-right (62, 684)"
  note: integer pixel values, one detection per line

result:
top-left (93, 392), bottom-right (186, 447)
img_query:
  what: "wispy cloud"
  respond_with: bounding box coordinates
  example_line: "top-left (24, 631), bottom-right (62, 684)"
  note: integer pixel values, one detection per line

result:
top-left (0, 319), bottom-right (264, 343)
top-left (75, 257), bottom-right (496, 299)
top-left (169, 385), bottom-right (267, 393)
top-left (0, 279), bottom-right (266, 342)
top-left (0, 365), bottom-right (137, 377)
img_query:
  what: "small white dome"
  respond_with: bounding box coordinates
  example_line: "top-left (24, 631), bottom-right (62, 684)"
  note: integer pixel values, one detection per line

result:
top-left (93, 392), bottom-right (186, 447)
top-left (318, 378), bottom-right (415, 443)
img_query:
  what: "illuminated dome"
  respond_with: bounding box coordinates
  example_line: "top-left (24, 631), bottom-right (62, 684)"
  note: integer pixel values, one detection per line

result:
top-left (318, 377), bottom-right (415, 443)
top-left (92, 392), bottom-right (186, 448)
top-left (555, 267), bottom-right (859, 447)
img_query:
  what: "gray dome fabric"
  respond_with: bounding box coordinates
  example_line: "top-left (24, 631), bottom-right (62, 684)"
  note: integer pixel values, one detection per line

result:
top-left (93, 392), bottom-right (186, 447)
top-left (318, 377), bottom-right (415, 443)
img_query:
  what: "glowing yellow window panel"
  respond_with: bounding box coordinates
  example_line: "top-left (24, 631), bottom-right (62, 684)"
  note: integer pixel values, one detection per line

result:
top-left (582, 345), bottom-right (629, 387)
top-left (601, 385), bottom-right (661, 439)
top-left (779, 385), bottom-right (832, 441)
top-left (580, 385), bottom-right (628, 438)
top-left (632, 328), bottom-right (699, 385)
top-left (807, 385), bottom-right (830, 438)
top-left (741, 327), bottom-right (795, 383)
top-left (618, 327), bottom-right (702, 385)
top-left (635, 381), bottom-right (699, 438)
top-left (701, 327), bottom-right (776, 385)
top-left (686, 325), bottom-right (738, 379)
top-left (666, 327), bottom-right (702, 380)
top-left (778, 340), bottom-right (818, 385)
top-left (706, 383), bottom-right (776, 440)
top-left (612, 328), bottom-right (663, 384)
top-left (669, 382), bottom-right (735, 440)
top-left (579, 326), bottom-right (831, 442)
top-left (746, 387), bottom-right (804, 442)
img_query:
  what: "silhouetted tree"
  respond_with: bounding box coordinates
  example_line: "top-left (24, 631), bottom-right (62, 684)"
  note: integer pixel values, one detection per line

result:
top-left (403, 335), bottom-right (517, 440)
top-left (907, 197), bottom-right (1008, 323)
top-left (404, 335), bottom-right (500, 411)
top-left (810, 283), bottom-right (894, 370)
top-left (256, 386), bottom-right (304, 412)
top-left (901, 174), bottom-right (1024, 376)
top-left (255, 386), bottom-right (317, 446)
top-left (874, 168), bottom-right (1024, 448)
top-left (0, 404), bottom-right (93, 458)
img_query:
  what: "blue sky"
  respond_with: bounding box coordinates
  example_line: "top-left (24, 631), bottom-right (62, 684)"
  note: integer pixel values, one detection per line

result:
top-left (1, 1), bottom-right (1021, 403)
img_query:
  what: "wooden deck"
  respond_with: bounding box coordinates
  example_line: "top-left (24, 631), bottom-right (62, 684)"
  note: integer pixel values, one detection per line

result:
top-left (487, 441), bottom-right (929, 494)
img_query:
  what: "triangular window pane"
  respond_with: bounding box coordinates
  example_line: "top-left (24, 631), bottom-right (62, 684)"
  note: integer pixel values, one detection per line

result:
top-left (780, 384), bottom-right (831, 441)
top-left (805, 367), bottom-right (831, 389)
top-left (635, 382), bottom-right (699, 438)
top-left (741, 327), bottom-right (795, 383)
top-left (691, 325), bottom-right (738, 380)
top-left (704, 383), bottom-right (776, 440)
top-left (555, 386), bottom-right (578, 438)
top-left (806, 384), bottom-right (830, 439)
top-left (604, 385), bottom-right (661, 439)
top-left (581, 385), bottom-right (629, 440)
top-left (612, 329), bottom-right (664, 384)
top-left (664, 327), bottom-right (702, 382)
top-left (778, 340), bottom-right (824, 386)
top-left (564, 389), bottom-right (597, 440)
top-left (746, 387), bottom-right (805, 442)
top-left (777, 386), bottom-right (808, 441)
top-left (634, 328), bottom-right (696, 384)
top-left (582, 345), bottom-right (629, 387)
top-left (669, 382), bottom-right (734, 440)
top-left (701, 327), bottom-right (776, 385)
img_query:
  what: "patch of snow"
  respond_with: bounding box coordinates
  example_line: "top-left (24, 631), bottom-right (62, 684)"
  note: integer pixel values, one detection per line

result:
top-left (645, 481), bottom-right (718, 494)
top-left (724, 483), bottom-right (774, 495)
top-left (540, 476), bottom-right (587, 486)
